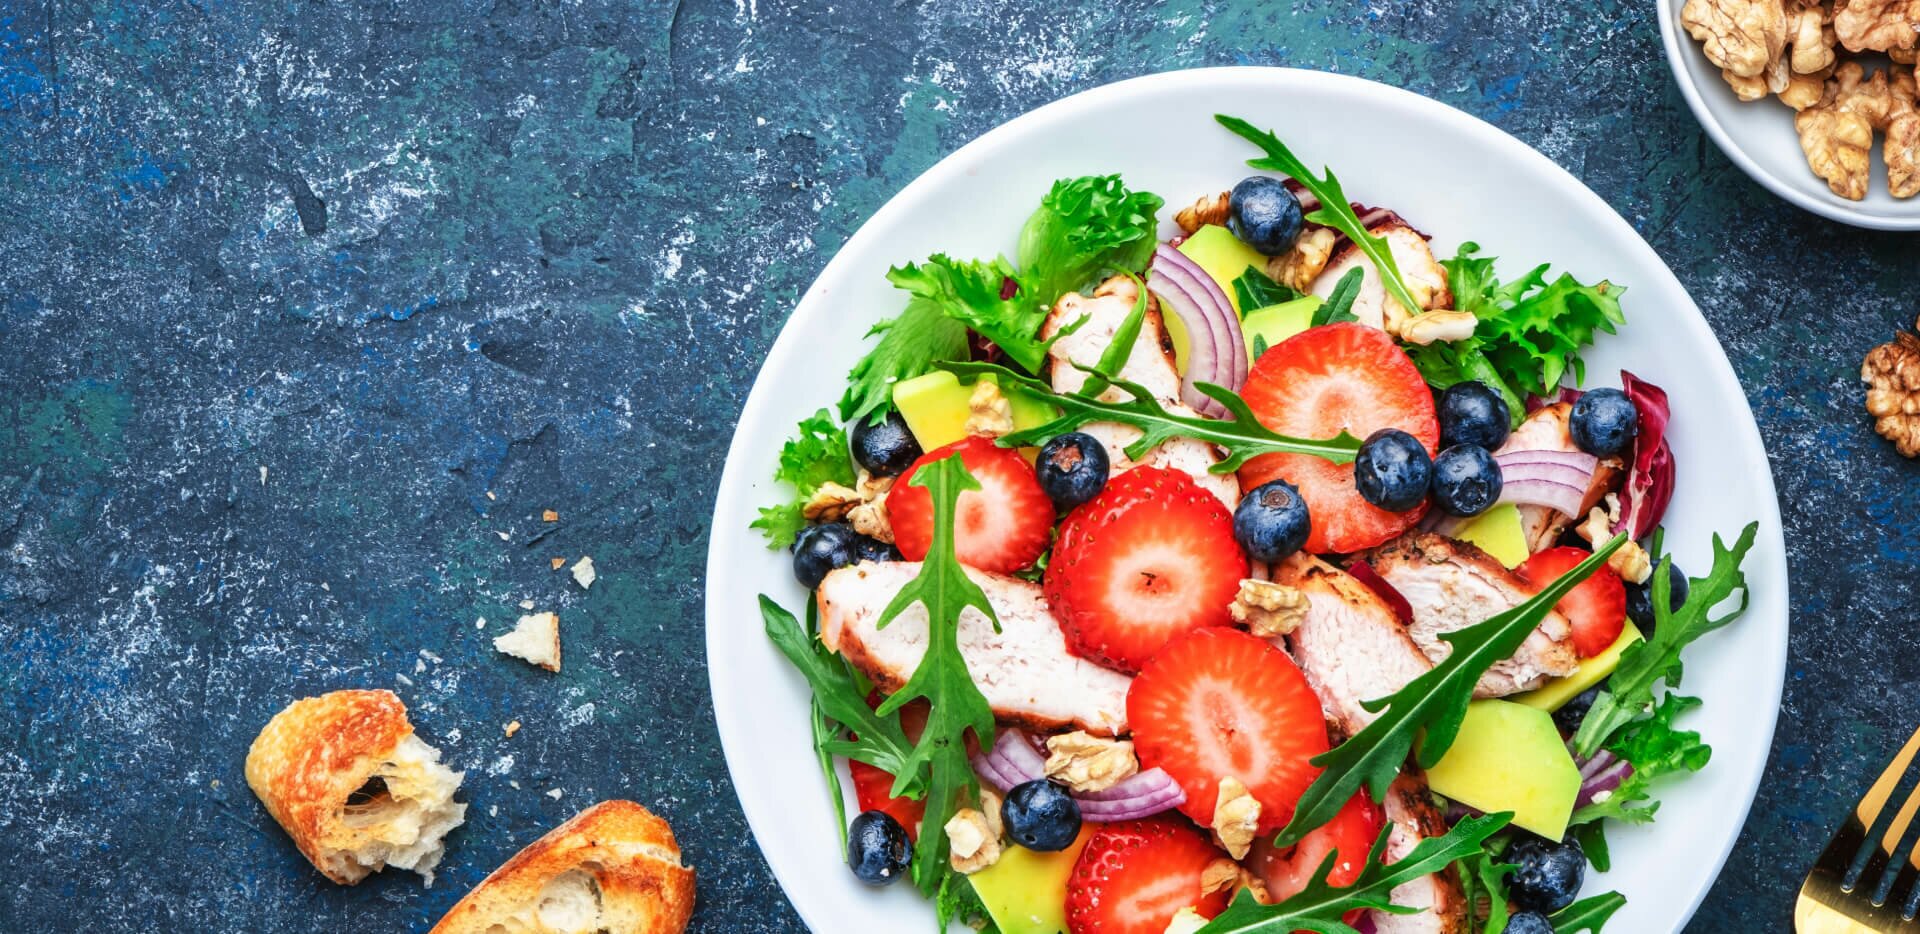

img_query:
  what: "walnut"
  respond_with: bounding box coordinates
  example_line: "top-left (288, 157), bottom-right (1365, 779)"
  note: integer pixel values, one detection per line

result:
top-left (1724, 66), bottom-right (1773, 101)
top-left (1886, 67), bottom-right (1920, 197)
top-left (1267, 227), bottom-right (1337, 293)
top-left (1211, 776), bottom-right (1261, 860)
top-left (1682, 0), bottom-right (1790, 78)
top-left (1395, 309), bottom-right (1480, 346)
top-left (1789, 3), bottom-right (1838, 73)
top-left (1199, 858), bottom-right (1271, 903)
top-left (1796, 62), bottom-right (1886, 198)
top-left (966, 380), bottom-right (1014, 438)
top-left (1229, 579), bottom-right (1310, 638)
top-left (1574, 494), bottom-right (1624, 545)
top-left (1864, 323), bottom-right (1920, 457)
top-left (1781, 63), bottom-right (1836, 109)
top-left (1175, 191), bottom-right (1231, 234)
top-left (980, 786), bottom-right (1005, 839)
top-left (803, 481), bottom-right (863, 522)
top-left (945, 808), bottom-right (1002, 874)
top-left (1044, 731), bottom-right (1139, 793)
top-left (1834, 0), bottom-right (1920, 52)
top-left (1610, 540), bottom-right (1654, 585)
top-left (816, 472), bottom-right (894, 542)
top-left (1896, 46), bottom-right (1919, 63)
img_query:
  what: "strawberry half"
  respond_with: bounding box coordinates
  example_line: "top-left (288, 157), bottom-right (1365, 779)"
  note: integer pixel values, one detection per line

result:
top-left (1247, 788), bottom-right (1384, 902)
top-left (1237, 322), bottom-right (1440, 554)
top-left (1045, 467), bottom-right (1248, 674)
top-left (848, 760), bottom-right (924, 841)
top-left (1518, 546), bottom-right (1628, 657)
top-left (888, 436), bottom-right (1052, 574)
top-left (1067, 816), bottom-right (1230, 934)
top-left (1128, 627), bottom-right (1330, 832)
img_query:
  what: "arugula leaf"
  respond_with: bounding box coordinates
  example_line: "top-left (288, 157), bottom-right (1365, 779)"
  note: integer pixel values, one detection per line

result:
top-left (810, 699), bottom-right (849, 859)
top-left (1234, 265), bottom-right (1303, 313)
top-left (1079, 272), bottom-right (1150, 399)
top-left (1550, 892), bottom-right (1628, 933)
top-left (1573, 821), bottom-right (1611, 872)
top-left (940, 360), bottom-right (1362, 471)
top-left (750, 409), bottom-right (858, 548)
top-left (1572, 523), bottom-right (1759, 757)
top-left (872, 453), bottom-right (999, 892)
top-left (1456, 849), bottom-right (1516, 934)
top-left (760, 595), bottom-right (923, 789)
top-left (1571, 693), bottom-right (1712, 825)
top-left (936, 871), bottom-right (1002, 934)
top-left (1274, 535), bottom-right (1627, 846)
top-left (1311, 267), bottom-right (1364, 327)
top-left (888, 254), bottom-right (1049, 373)
top-left (1216, 115), bottom-right (1427, 324)
top-left (840, 297), bottom-right (973, 427)
top-left (1018, 174), bottom-right (1165, 310)
top-left (1196, 814), bottom-right (1511, 934)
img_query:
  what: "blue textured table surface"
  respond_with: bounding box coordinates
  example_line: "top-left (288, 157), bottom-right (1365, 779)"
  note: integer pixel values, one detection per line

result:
top-left (3, 1), bottom-right (1917, 930)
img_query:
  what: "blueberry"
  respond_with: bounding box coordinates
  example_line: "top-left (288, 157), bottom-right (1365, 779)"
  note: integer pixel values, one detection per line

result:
top-left (793, 522), bottom-right (860, 589)
top-left (1552, 684), bottom-right (1602, 735)
top-left (1569, 388), bottom-right (1639, 458)
top-left (1503, 911), bottom-right (1555, 934)
top-left (846, 810), bottom-right (912, 885)
top-left (1036, 432), bottom-right (1110, 510)
top-left (852, 411), bottom-right (923, 478)
top-left (1504, 833), bottom-right (1586, 914)
top-left (1354, 429), bottom-right (1434, 513)
top-left (1438, 382), bottom-right (1512, 451)
top-left (1227, 176), bottom-right (1305, 256)
top-left (1002, 780), bottom-right (1082, 852)
top-left (1430, 444), bottom-right (1503, 517)
top-left (1625, 560), bottom-right (1688, 633)
top-left (853, 534), bottom-right (903, 564)
top-left (1234, 480), bottom-right (1312, 562)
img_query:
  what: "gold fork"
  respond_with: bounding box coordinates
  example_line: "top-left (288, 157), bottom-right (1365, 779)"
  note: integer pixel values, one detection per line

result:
top-left (1799, 726), bottom-right (1920, 932)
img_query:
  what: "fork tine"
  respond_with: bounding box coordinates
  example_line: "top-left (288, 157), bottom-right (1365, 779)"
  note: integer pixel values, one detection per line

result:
top-left (1848, 726), bottom-right (1920, 891)
top-left (1800, 726), bottom-right (1920, 933)
top-left (1872, 767), bottom-right (1920, 907)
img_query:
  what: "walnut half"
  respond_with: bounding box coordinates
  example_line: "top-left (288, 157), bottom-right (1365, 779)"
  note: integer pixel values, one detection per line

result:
top-left (1864, 322), bottom-right (1920, 457)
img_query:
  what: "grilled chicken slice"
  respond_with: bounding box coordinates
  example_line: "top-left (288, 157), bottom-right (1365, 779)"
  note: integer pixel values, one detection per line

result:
top-left (816, 561), bottom-right (1132, 736)
top-left (1367, 533), bottom-right (1577, 697)
top-left (1309, 222), bottom-right (1452, 333)
top-left (1270, 554), bottom-right (1433, 739)
top-left (1042, 274), bottom-right (1239, 509)
top-left (1496, 402), bottom-right (1627, 553)
top-left (1367, 769), bottom-right (1467, 934)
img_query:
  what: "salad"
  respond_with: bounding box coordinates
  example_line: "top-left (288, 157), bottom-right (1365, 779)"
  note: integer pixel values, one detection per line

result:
top-left (752, 113), bottom-right (1760, 934)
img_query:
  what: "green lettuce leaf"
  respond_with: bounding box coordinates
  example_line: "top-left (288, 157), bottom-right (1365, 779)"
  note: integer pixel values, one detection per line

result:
top-left (887, 254), bottom-right (1046, 372)
top-left (1018, 174), bottom-right (1165, 310)
top-left (1571, 693), bottom-right (1712, 825)
top-left (838, 297), bottom-right (972, 427)
top-left (750, 409), bottom-right (858, 548)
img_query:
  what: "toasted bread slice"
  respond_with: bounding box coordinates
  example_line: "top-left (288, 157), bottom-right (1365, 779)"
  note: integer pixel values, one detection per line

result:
top-left (429, 800), bottom-right (696, 934)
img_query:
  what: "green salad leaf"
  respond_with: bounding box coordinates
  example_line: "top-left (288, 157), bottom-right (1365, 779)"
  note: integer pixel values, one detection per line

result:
top-left (1572, 693), bottom-right (1712, 825)
top-left (1550, 892), bottom-right (1629, 933)
top-left (750, 409), bottom-right (859, 548)
top-left (1018, 174), bottom-right (1165, 311)
top-left (760, 595), bottom-right (922, 788)
top-left (1274, 535), bottom-right (1627, 846)
top-left (1572, 522), bottom-right (1759, 757)
top-left (938, 360), bottom-right (1363, 470)
top-left (1196, 813), bottom-right (1511, 934)
top-left (937, 871), bottom-right (1002, 934)
top-left (839, 297), bottom-right (972, 427)
top-left (1456, 848), bottom-right (1517, 934)
top-left (888, 254), bottom-right (1047, 373)
top-left (1312, 267), bottom-right (1364, 327)
top-left (1233, 265), bottom-right (1303, 313)
top-left (872, 452), bottom-right (1000, 893)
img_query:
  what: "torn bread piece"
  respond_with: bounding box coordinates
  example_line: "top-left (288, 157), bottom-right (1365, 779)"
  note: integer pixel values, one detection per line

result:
top-left (429, 800), bottom-right (696, 934)
top-left (245, 689), bottom-right (467, 886)
top-left (495, 611), bottom-right (561, 672)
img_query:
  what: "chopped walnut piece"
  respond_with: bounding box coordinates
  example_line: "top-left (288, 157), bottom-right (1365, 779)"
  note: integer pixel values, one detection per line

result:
top-left (1266, 227), bottom-right (1337, 293)
top-left (1211, 776), bottom-right (1262, 860)
top-left (1201, 858), bottom-right (1243, 898)
top-left (1044, 731), bottom-right (1139, 793)
top-left (1175, 191), bottom-right (1232, 234)
top-left (1724, 66), bottom-right (1773, 101)
top-left (1229, 579), bottom-right (1310, 638)
top-left (1781, 63), bottom-right (1836, 109)
top-left (980, 786), bottom-right (1005, 839)
top-left (1887, 67), bottom-right (1920, 197)
top-left (1396, 309), bottom-right (1479, 346)
top-left (1574, 494), bottom-right (1624, 545)
top-left (966, 380), bottom-right (1015, 438)
top-left (801, 481), bottom-right (863, 523)
top-left (1788, 3), bottom-right (1839, 73)
top-left (945, 808), bottom-right (1002, 874)
top-left (1796, 62), bottom-right (1887, 198)
top-left (1682, 0), bottom-right (1790, 78)
top-left (1835, 0), bottom-right (1920, 52)
top-left (1610, 540), bottom-right (1654, 585)
top-left (1864, 325), bottom-right (1920, 457)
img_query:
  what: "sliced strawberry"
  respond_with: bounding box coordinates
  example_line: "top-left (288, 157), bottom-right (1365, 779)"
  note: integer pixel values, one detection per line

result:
top-left (1045, 467), bottom-right (1247, 673)
top-left (1128, 627), bottom-right (1330, 832)
top-left (888, 436), bottom-right (1052, 574)
top-left (1518, 546), bottom-right (1627, 657)
top-left (1247, 789), bottom-right (1384, 904)
top-left (1067, 816), bottom-right (1230, 934)
top-left (1237, 322), bottom-right (1440, 554)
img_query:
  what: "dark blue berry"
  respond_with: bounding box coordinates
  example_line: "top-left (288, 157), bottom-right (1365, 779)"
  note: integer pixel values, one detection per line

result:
top-left (853, 534), bottom-right (903, 564)
top-left (852, 411), bottom-right (923, 477)
top-left (793, 522), bottom-right (860, 589)
top-left (1503, 911), bottom-right (1555, 934)
top-left (1626, 560), bottom-right (1688, 633)
top-left (1504, 834), bottom-right (1586, 913)
top-left (1569, 388), bottom-right (1639, 458)
top-left (1233, 480), bottom-right (1312, 562)
top-left (1227, 176), bottom-right (1305, 256)
top-left (1354, 429), bottom-right (1434, 513)
top-left (1439, 382), bottom-right (1512, 451)
top-left (1036, 432), bottom-right (1110, 510)
top-left (1002, 780), bottom-right (1082, 852)
top-left (847, 810), bottom-right (912, 885)
top-left (1552, 684), bottom-right (1602, 735)
top-left (1430, 444), bottom-right (1503, 517)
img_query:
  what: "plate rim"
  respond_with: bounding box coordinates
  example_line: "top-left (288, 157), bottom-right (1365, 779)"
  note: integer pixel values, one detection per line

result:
top-left (705, 65), bottom-right (1789, 932)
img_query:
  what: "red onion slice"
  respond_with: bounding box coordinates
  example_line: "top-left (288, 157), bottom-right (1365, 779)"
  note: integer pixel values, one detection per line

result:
top-left (1077, 767), bottom-right (1179, 801)
top-left (1496, 449), bottom-right (1600, 476)
top-left (1498, 461), bottom-right (1596, 489)
top-left (1492, 449), bottom-right (1597, 517)
top-left (971, 733), bottom-right (1186, 821)
top-left (1149, 244), bottom-right (1247, 417)
top-left (1497, 477), bottom-right (1586, 517)
top-left (1076, 780), bottom-right (1187, 822)
top-left (1576, 758), bottom-right (1635, 808)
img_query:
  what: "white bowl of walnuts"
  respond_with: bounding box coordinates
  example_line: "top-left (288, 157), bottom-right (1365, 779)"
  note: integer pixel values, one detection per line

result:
top-left (1660, 0), bottom-right (1920, 229)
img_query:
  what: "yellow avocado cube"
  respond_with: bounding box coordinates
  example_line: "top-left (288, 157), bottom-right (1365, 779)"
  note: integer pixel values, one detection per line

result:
top-left (891, 371), bottom-right (1058, 452)
top-left (967, 826), bottom-right (1094, 934)
top-left (1176, 224), bottom-right (1269, 315)
top-left (1452, 503), bottom-right (1530, 569)
top-left (1427, 699), bottom-right (1582, 840)
top-left (1516, 621), bottom-right (1645, 713)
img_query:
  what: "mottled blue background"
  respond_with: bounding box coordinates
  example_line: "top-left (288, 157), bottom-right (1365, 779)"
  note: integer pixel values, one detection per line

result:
top-left (1, 1), bottom-right (1915, 931)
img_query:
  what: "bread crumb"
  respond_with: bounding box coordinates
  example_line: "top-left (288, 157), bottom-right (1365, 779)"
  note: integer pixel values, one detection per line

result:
top-left (509, 780), bottom-right (520, 790)
top-left (259, 465), bottom-right (268, 486)
top-left (550, 557), bottom-right (566, 570)
top-left (570, 556), bottom-right (596, 590)
top-left (542, 509), bottom-right (559, 522)
top-left (546, 788), bottom-right (564, 799)
top-left (496, 531), bottom-right (511, 541)
top-left (485, 490), bottom-right (496, 501)
top-left (476, 617), bottom-right (487, 629)
top-left (518, 599), bottom-right (535, 610)
top-left (493, 613), bottom-right (561, 672)
top-left (504, 720), bottom-right (521, 738)
top-left (488, 805), bottom-right (498, 817)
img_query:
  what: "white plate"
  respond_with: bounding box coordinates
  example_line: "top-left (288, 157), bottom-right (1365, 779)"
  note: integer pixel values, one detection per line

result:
top-left (1658, 0), bottom-right (1920, 229)
top-left (706, 67), bottom-right (1788, 932)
